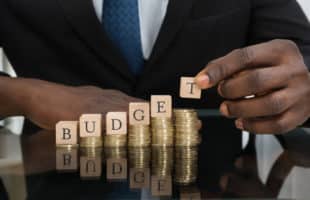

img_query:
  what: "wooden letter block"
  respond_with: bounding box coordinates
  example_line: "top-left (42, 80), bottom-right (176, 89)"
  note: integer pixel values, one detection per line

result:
top-left (56, 148), bottom-right (78, 172)
top-left (129, 168), bottom-right (150, 189)
top-left (56, 121), bottom-right (78, 146)
top-left (129, 102), bottom-right (150, 125)
top-left (151, 95), bottom-right (172, 118)
top-left (180, 77), bottom-right (201, 99)
top-left (80, 157), bottom-right (102, 180)
top-left (106, 112), bottom-right (127, 135)
top-left (107, 158), bottom-right (127, 180)
top-left (151, 176), bottom-right (172, 197)
top-left (79, 114), bottom-right (102, 138)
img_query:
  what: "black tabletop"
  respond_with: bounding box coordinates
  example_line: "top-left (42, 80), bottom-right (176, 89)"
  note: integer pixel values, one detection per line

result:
top-left (1, 113), bottom-right (310, 200)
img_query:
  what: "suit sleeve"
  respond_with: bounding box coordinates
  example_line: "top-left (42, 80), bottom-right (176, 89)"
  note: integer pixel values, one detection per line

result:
top-left (249, 0), bottom-right (310, 70)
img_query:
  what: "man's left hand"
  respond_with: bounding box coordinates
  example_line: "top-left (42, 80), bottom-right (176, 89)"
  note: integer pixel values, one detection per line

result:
top-left (195, 39), bottom-right (310, 134)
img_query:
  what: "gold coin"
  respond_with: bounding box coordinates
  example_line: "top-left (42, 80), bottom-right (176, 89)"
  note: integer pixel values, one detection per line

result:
top-left (173, 109), bottom-right (201, 147)
top-left (104, 134), bottom-right (127, 147)
top-left (80, 137), bottom-right (103, 148)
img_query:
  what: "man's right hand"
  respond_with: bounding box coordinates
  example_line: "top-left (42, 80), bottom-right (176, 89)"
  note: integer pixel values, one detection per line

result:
top-left (0, 78), bottom-right (141, 130)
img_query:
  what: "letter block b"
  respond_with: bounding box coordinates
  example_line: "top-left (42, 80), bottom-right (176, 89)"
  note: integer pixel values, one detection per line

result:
top-left (56, 121), bottom-right (78, 146)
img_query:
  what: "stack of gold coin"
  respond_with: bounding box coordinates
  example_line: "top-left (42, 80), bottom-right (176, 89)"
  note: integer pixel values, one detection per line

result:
top-left (128, 147), bottom-right (151, 168)
top-left (151, 146), bottom-right (173, 177)
top-left (174, 146), bottom-right (198, 185)
top-left (128, 125), bottom-right (151, 147)
top-left (174, 109), bottom-right (201, 146)
top-left (56, 143), bottom-right (79, 148)
top-left (80, 136), bottom-right (103, 148)
top-left (151, 117), bottom-right (174, 146)
top-left (104, 134), bottom-right (127, 147)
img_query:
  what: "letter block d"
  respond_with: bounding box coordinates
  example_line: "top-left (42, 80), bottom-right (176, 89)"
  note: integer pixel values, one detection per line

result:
top-left (106, 112), bottom-right (127, 135)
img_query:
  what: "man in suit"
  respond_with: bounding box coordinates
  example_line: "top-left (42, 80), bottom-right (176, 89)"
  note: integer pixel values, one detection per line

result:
top-left (0, 0), bottom-right (309, 134)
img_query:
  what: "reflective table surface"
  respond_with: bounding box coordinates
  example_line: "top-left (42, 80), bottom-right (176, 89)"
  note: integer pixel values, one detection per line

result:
top-left (0, 112), bottom-right (310, 200)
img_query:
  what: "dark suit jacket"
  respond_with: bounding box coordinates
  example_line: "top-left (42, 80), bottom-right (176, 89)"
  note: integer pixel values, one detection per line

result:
top-left (0, 0), bottom-right (310, 108)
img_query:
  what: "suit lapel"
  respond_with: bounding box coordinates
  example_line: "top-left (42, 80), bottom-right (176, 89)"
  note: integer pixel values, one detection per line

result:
top-left (137, 0), bottom-right (194, 86)
top-left (57, 0), bottom-right (134, 82)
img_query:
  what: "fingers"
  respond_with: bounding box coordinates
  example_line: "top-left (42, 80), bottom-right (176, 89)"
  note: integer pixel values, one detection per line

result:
top-left (218, 66), bottom-right (292, 99)
top-left (219, 173), bottom-right (267, 197)
top-left (235, 105), bottom-right (308, 134)
top-left (220, 88), bottom-right (298, 119)
top-left (195, 39), bottom-right (300, 89)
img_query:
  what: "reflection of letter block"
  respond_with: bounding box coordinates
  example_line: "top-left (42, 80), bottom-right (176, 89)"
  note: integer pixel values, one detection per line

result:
top-left (151, 176), bottom-right (172, 197)
top-left (79, 114), bottom-right (102, 137)
top-left (180, 188), bottom-right (201, 200)
top-left (151, 95), bottom-right (172, 118)
top-left (56, 148), bottom-right (78, 172)
top-left (129, 103), bottom-right (150, 125)
top-left (106, 112), bottom-right (127, 135)
top-left (80, 157), bottom-right (102, 179)
top-left (180, 77), bottom-right (201, 99)
top-left (56, 121), bottom-right (78, 146)
top-left (107, 158), bottom-right (127, 180)
top-left (129, 168), bottom-right (150, 189)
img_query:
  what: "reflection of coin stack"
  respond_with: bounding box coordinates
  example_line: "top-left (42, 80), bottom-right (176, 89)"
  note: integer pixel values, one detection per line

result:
top-left (80, 137), bottom-right (103, 148)
top-left (151, 146), bottom-right (173, 177)
top-left (104, 147), bottom-right (127, 159)
top-left (80, 147), bottom-right (103, 157)
top-left (80, 147), bottom-right (103, 180)
top-left (105, 147), bottom-right (128, 181)
top-left (128, 125), bottom-right (151, 147)
top-left (104, 134), bottom-right (127, 147)
top-left (128, 147), bottom-right (151, 168)
top-left (174, 109), bottom-right (201, 146)
top-left (151, 118), bottom-right (174, 146)
top-left (174, 146), bottom-right (198, 185)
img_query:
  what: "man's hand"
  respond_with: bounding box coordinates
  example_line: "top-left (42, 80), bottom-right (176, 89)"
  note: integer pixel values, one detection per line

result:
top-left (195, 39), bottom-right (310, 134)
top-left (2, 78), bottom-right (141, 130)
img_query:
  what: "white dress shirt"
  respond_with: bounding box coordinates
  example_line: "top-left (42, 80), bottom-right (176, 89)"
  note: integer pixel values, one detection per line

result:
top-left (92, 0), bottom-right (169, 59)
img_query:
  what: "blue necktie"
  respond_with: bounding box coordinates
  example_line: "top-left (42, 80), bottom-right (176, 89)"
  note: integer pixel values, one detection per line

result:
top-left (103, 0), bottom-right (144, 75)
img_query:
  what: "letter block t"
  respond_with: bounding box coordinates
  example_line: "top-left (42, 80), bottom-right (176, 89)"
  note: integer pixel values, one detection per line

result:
top-left (180, 77), bottom-right (201, 99)
top-left (56, 121), bottom-right (78, 146)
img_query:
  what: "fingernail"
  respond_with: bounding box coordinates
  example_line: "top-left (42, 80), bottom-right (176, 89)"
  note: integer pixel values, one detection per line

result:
top-left (220, 103), bottom-right (229, 117)
top-left (235, 119), bottom-right (244, 130)
top-left (195, 74), bottom-right (210, 89)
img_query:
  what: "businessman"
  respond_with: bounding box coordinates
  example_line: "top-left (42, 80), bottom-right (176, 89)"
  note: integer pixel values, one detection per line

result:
top-left (0, 0), bottom-right (309, 134)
